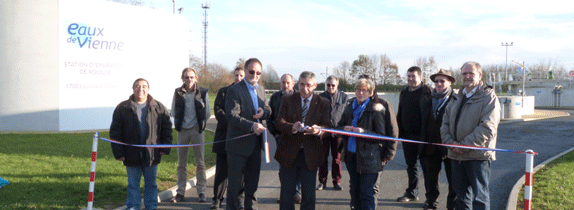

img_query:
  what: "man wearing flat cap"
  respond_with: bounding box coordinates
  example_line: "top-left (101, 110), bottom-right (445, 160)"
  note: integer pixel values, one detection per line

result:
top-left (420, 69), bottom-right (457, 210)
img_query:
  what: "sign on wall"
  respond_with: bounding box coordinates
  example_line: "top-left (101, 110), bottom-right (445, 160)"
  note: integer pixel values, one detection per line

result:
top-left (58, 0), bottom-right (189, 130)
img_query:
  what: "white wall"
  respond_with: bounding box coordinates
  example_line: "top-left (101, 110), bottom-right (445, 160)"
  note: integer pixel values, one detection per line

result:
top-left (0, 0), bottom-right (60, 131)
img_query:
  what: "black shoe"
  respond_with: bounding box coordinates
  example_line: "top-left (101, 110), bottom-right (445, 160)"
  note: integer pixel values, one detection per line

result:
top-left (397, 195), bottom-right (419, 202)
top-left (423, 201), bottom-right (438, 210)
top-left (334, 184), bottom-right (344, 191)
top-left (316, 183), bottom-right (326, 191)
top-left (211, 200), bottom-right (222, 209)
top-left (198, 193), bottom-right (207, 203)
top-left (172, 193), bottom-right (184, 203)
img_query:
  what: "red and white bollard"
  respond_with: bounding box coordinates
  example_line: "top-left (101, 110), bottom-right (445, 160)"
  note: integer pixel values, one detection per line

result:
top-left (524, 149), bottom-right (534, 210)
top-left (88, 132), bottom-right (99, 210)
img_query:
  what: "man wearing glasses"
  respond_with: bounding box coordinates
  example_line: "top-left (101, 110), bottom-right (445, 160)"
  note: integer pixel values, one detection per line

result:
top-left (317, 75), bottom-right (348, 191)
top-left (225, 58), bottom-right (271, 210)
top-left (171, 67), bottom-right (211, 203)
top-left (420, 69), bottom-right (457, 210)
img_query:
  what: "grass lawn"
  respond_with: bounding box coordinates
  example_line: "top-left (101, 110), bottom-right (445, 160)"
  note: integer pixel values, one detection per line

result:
top-left (209, 93), bottom-right (216, 115)
top-left (0, 130), bottom-right (215, 210)
top-left (517, 150), bottom-right (574, 210)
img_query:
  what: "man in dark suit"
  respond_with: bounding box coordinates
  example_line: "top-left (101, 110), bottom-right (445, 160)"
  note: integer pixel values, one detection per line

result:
top-left (225, 58), bottom-right (271, 210)
top-left (274, 71), bottom-right (331, 210)
top-left (211, 66), bottom-right (245, 209)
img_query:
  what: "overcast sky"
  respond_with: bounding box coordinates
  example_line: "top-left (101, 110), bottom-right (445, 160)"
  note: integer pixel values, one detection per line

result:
top-left (129, 0), bottom-right (574, 80)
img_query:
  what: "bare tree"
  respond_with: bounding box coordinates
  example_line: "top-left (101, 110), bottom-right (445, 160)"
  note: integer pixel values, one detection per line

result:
top-left (333, 61), bottom-right (351, 82)
top-left (189, 54), bottom-right (203, 70)
top-left (376, 54), bottom-right (400, 85)
top-left (351, 55), bottom-right (376, 80)
top-left (260, 64), bottom-right (280, 89)
top-left (236, 58), bottom-right (246, 69)
top-left (197, 63), bottom-right (232, 93)
top-left (414, 56), bottom-right (438, 84)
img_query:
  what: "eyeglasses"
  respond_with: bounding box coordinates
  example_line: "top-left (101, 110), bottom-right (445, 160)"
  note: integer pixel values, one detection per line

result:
top-left (434, 80), bottom-right (446, 84)
top-left (326, 84), bottom-right (337, 87)
top-left (249, 70), bottom-right (262, 75)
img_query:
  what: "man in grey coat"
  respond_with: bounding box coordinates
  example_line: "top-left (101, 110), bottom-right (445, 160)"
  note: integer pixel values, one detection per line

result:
top-left (225, 58), bottom-right (271, 210)
top-left (441, 61), bottom-right (500, 210)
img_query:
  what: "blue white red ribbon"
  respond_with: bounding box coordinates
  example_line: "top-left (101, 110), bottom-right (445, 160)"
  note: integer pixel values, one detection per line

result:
top-left (99, 132), bottom-right (256, 148)
top-left (319, 128), bottom-right (538, 155)
top-left (99, 129), bottom-right (273, 163)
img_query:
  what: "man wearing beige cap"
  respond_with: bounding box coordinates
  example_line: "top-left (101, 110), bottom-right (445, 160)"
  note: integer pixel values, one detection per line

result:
top-left (420, 69), bottom-right (457, 210)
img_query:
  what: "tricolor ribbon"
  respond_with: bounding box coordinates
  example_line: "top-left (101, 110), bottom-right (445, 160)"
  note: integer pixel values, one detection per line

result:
top-left (319, 128), bottom-right (538, 155)
top-left (99, 132), bottom-right (255, 148)
top-left (100, 130), bottom-right (272, 163)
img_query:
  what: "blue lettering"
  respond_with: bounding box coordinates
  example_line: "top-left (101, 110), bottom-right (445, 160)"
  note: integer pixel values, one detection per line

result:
top-left (78, 26), bottom-right (87, 35)
top-left (67, 23), bottom-right (79, 35)
top-left (96, 28), bottom-right (104, 36)
top-left (91, 40), bottom-right (100, 49)
top-left (77, 36), bottom-right (91, 48)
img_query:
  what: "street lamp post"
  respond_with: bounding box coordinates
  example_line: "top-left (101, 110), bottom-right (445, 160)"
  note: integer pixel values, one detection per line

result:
top-left (512, 60), bottom-right (526, 108)
top-left (502, 42), bottom-right (513, 82)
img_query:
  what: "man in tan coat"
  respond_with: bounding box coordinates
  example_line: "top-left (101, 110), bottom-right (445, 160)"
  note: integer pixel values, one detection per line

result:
top-left (441, 61), bottom-right (500, 210)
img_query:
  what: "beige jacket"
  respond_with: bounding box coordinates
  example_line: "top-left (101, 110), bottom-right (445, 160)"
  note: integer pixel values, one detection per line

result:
top-left (441, 82), bottom-right (500, 161)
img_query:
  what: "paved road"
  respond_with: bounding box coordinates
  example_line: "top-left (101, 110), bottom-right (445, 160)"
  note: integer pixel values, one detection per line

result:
top-left (157, 110), bottom-right (574, 210)
top-left (489, 110), bottom-right (574, 209)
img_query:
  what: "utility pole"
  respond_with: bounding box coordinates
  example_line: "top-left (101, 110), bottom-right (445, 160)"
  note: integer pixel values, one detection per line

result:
top-left (502, 42), bottom-right (513, 82)
top-left (172, 0), bottom-right (175, 14)
top-left (202, 0), bottom-right (211, 68)
top-left (512, 60), bottom-right (526, 108)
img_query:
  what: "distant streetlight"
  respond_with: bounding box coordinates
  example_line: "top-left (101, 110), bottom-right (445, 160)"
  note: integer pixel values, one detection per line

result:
top-left (502, 42), bottom-right (513, 82)
top-left (512, 60), bottom-right (526, 108)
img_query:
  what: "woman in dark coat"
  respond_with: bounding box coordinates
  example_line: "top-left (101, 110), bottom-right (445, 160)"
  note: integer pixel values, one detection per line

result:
top-left (338, 78), bottom-right (399, 210)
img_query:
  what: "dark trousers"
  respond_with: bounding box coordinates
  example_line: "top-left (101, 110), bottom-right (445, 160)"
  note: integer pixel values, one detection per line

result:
top-left (213, 153), bottom-right (244, 206)
top-left (345, 153), bottom-right (383, 210)
top-left (451, 160), bottom-right (491, 210)
top-left (276, 136), bottom-right (301, 195)
top-left (401, 135), bottom-right (420, 197)
top-left (420, 155), bottom-right (456, 209)
top-left (226, 150), bottom-right (261, 210)
top-left (279, 150), bottom-right (317, 210)
top-left (318, 136), bottom-right (342, 185)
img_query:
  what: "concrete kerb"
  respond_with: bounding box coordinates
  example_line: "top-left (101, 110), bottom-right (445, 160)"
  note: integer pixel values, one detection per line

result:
top-left (505, 111), bottom-right (572, 210)
top-left (112, 127), bottom-right (218, 210)
top-left (506, 146), bottom-right (574, 210)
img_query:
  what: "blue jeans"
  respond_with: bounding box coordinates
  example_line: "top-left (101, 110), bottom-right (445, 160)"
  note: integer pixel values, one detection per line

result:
top-left (451, 160), bottom-right (491, 210)
top-left (346, 153), bottom-right (383, 210)
top-left (126, 165), bottom-right (158, 210)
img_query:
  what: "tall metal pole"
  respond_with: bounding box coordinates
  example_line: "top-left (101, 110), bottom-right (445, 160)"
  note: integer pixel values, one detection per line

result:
top-left (202, 1), bottom-right (211, 68)
top-left (172, 0), bottom-right (176, 14)
top-left (502, 42), bottom-right (513, 81)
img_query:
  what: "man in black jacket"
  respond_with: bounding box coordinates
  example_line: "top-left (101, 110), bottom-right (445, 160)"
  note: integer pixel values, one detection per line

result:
top-left (211, 66), bottom-right (245, 209)
top-left (396, 66), bottom-right (432, 202)
top-left (110, 78), bottom-right (173, 210)
top-left (420, 69), bottom-right (457, 210)
top-left (171, 67), bottom-right (211, 203)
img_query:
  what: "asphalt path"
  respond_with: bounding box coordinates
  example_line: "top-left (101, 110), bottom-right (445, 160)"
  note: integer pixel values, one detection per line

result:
top-left (489, 110), bottom-right (574, 209)
top-left (159, 111), bottom-right (574, 210)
